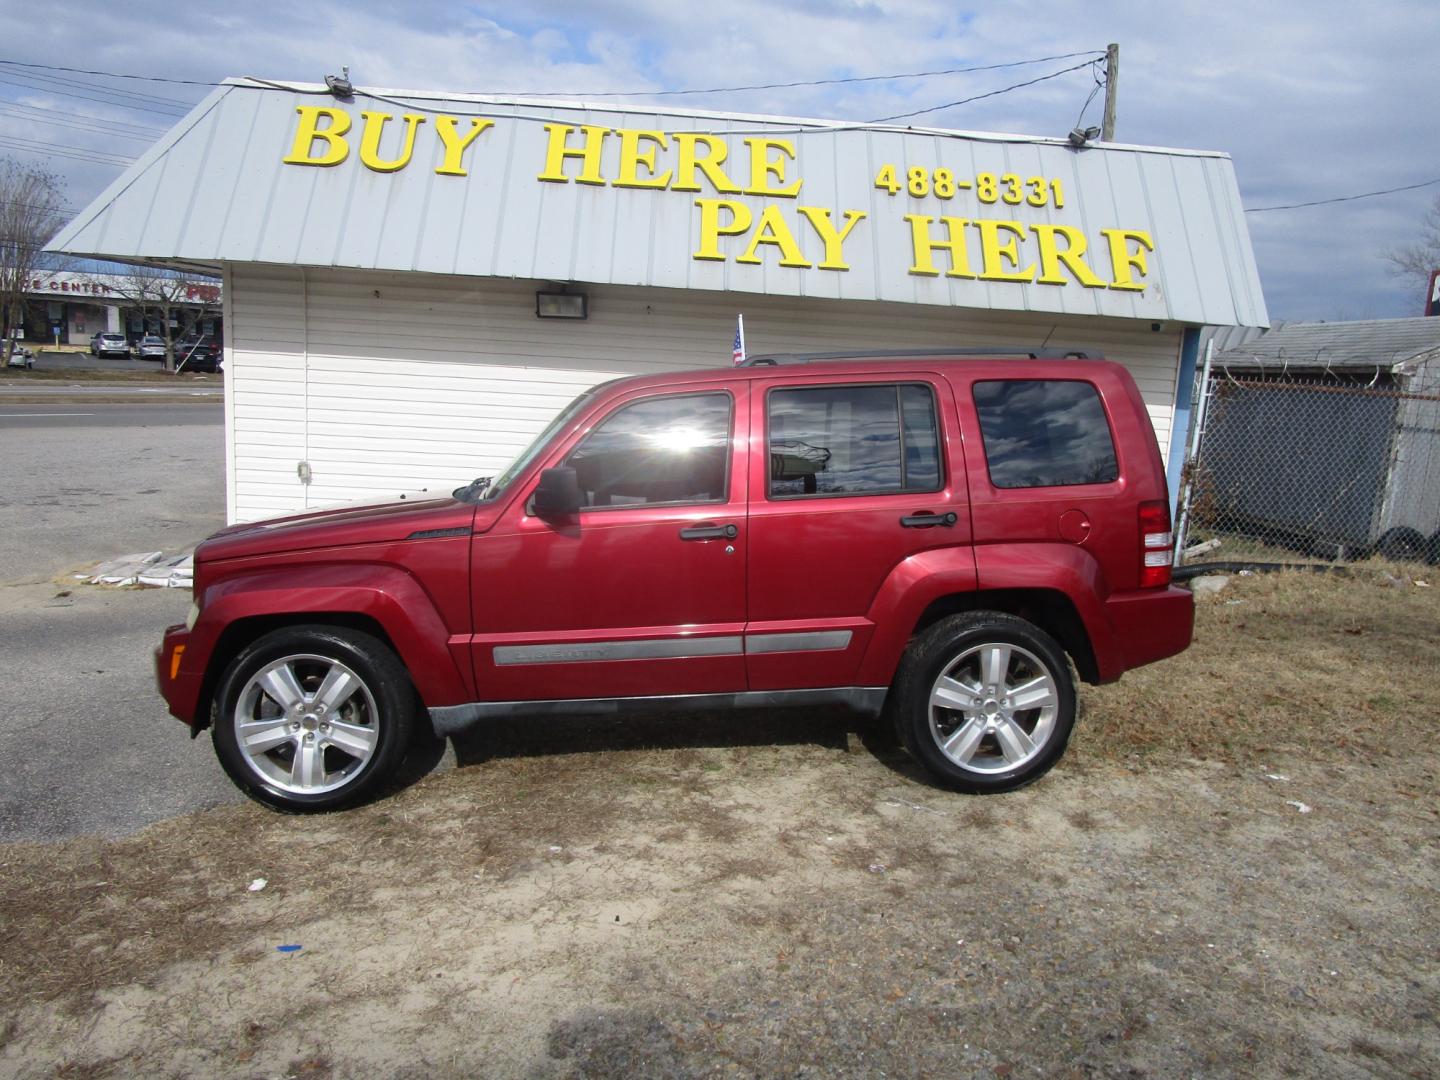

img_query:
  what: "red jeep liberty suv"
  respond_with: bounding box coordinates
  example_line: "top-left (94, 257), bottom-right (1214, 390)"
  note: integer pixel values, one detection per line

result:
top-left (156, 350), bottom-right (1193, 811)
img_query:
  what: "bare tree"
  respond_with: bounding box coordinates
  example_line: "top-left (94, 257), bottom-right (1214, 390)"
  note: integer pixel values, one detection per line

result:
top-left (0, 158), bottom-right (67, 363)
top-left (85, 267), bottom-right (221, 371)
top-left (1385, 193), bottom-right (1440, 307)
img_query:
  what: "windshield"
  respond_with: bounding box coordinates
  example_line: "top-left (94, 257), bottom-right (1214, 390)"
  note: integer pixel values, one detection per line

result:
top-left (458, 386), bottom-right (602, 503)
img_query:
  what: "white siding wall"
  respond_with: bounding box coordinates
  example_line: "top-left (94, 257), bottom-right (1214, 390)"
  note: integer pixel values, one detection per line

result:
top-left (227, 264), bottom-right (1184, 523)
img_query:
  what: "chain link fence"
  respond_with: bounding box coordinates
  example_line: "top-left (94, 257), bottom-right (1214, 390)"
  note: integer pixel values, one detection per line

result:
top-left (1178, 366), bottom-right (1440, 564)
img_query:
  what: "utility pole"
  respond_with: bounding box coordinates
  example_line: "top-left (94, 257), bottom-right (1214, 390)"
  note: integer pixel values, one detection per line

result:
top-left (1101, 43), bottom-right (1119, 141)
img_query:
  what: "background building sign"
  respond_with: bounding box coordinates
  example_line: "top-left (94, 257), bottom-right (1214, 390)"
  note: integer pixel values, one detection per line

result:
top-left (22, 271), bottom-right (220, 304)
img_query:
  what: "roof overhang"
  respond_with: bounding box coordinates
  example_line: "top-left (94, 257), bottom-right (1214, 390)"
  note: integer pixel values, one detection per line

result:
top-left (50, 78), bottom-right (1269, 328)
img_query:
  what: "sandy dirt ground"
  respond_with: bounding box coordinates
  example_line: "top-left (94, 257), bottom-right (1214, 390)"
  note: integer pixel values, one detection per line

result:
top-left (1, 571), bottom-right (1436, 1078)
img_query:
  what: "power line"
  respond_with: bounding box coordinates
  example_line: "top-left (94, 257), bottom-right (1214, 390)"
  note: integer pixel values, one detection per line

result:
top-left (1246, 177), bottom-right (1440, 212)
top-left (0, 104), bottom-right (163, 141)
top-left (0, 74), bottom-right (190, 117)
top-left (0, 63), bottom-right (197, 108)
top-left (0, 50), bottom-right (1106, 103)
top-left (0, 49), bottom-right (1112, 159)
top-left (0, 58), bottom-right (222, 87)
top-left (0, 64), bottom-right (195, 109)
top-left (869, 58), bottom-right (1101, 124)
top-left (0, 196), bottom-right (78, 214)
top-left (490, 51), bottom-right (1107, 98)
top-left (0, 99), bottom-right (163, 137)
top-left (350, 79), bottom-right (1101, 140)
top-left (0, 133), bottom-right (134, 166)
top-left (1072, 63), bottom-right (1105, 130)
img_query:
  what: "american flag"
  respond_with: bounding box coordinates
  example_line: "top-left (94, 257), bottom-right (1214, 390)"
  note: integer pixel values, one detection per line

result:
top-left (731, 314), bottom-right (746, 365)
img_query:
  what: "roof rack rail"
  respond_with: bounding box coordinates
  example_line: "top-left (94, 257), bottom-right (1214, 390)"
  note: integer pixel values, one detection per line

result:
top-left (740, 348), bottom-right (1098, 366)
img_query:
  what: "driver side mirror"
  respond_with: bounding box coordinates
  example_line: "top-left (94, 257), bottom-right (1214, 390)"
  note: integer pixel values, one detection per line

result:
top-left (532, 467), bottom-right (583, 517)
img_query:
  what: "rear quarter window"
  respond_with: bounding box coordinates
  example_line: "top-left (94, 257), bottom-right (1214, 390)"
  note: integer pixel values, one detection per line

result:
top-left (973, 379), bottom-right (1119, 489)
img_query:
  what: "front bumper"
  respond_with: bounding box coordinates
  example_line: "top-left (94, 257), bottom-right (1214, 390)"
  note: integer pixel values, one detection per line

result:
top-left (155, 623), bottom-right (205, 727)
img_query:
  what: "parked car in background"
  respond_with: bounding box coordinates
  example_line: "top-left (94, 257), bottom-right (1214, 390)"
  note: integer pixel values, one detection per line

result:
top-left (90, 332), bottom-right (130, 358)
top-left (133, 335), bottom-right (169, 360)
top-left (174, 335), bottom-right (223, 373)
top-left (155, 349), bottom-right (1194, 812)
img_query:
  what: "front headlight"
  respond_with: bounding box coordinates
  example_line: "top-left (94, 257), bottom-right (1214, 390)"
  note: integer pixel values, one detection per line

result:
top-left (185, 601), bottom-right (201, 631)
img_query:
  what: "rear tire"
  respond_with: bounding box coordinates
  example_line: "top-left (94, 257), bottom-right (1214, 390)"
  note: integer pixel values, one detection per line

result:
top-left (212, 625), bottom-right (416, 812)
top-left (1377, 526), bottom-right (1427, 563)
top-left (893, 612), bottom-right (1076, 794)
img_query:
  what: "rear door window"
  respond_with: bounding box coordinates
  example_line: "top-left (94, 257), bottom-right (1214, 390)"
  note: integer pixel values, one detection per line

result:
top-left (973, 380), bottom-right (1119, 488)
top-left (767, 383), bottom-right (943, 497)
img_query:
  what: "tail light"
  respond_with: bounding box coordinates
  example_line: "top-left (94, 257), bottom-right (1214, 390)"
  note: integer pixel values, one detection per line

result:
top-left (1138, 500), bottom-right (1173, 588)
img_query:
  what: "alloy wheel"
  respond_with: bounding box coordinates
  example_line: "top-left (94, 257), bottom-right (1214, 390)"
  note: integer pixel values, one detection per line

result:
top-left (232, 653), bottom-right (380, 795)
top-left (927, 642), bottom-right (1059, 775)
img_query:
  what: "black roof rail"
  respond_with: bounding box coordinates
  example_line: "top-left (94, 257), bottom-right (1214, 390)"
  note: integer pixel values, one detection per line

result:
top-left (740, 348), bottom-right (1098, 367)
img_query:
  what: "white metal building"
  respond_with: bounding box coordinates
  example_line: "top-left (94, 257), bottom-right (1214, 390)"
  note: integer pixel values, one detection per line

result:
top-left (50, 78), bottom-right (1268, 523)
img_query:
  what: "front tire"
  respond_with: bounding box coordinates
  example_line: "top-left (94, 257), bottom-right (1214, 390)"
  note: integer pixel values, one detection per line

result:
top-left (212, 625), bottom-right (417, 812)
top-left (893, 612), bottom-right (1076, 794)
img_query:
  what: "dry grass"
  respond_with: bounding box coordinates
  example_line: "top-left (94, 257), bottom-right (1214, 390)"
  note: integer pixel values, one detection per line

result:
top-left (1, 569), bottom-right (1437, 1077)
top-left (0, 369), bottom-right (221, 384)
top-left (1179, 532), bottom-right (1318, 564)
top-left (1076, 564), bottom-right (1440, 766)
top-left (0, 752), bottom-right (631, 1008)
top-left (5, 570), bottom-right (1436, 1009)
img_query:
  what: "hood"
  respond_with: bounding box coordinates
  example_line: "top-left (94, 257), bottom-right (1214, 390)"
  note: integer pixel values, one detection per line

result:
top-left (199, 492), bottom-right (476, 562)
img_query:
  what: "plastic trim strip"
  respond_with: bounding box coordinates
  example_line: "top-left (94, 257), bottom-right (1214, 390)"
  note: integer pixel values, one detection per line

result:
top-left (430, 687), bottom-right (889, 735)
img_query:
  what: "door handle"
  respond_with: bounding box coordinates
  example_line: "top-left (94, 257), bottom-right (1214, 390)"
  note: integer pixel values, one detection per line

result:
top-left (679, 523), bottom-right (738, 541)
top-left (899, 511), bottom-right (957, 529)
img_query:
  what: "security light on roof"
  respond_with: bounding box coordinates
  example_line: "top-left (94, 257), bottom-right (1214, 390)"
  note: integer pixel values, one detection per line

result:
top-left (325, 67), bottom-right (353, 99)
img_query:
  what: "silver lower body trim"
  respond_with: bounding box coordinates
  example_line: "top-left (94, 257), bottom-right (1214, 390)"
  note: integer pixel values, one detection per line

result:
top-left (744, 630), bottom-right (852, 654)
top-left (491, 629), bottom-right (854, 666)
top-left (430, 686), bottom-right (888, 736)
top-left (493, 635), bottom-right (742, 666)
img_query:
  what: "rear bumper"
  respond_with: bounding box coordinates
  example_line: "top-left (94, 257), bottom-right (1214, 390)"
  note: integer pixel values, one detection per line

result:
top-left (1098, 586), bottom-right (1194, 679)
top-left (155, 624), bottom-right (206, 727)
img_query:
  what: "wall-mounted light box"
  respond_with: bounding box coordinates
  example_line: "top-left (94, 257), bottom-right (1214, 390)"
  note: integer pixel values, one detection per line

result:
top-left (535, 291), bottom-right (588, 319)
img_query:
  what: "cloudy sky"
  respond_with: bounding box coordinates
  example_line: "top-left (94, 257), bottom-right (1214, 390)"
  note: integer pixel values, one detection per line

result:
top-left (2, 0), bottom-right (1435, 322)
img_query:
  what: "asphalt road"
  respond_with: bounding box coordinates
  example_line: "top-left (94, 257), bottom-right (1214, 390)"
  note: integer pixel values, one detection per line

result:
top-left (0, 390), bottom-right (223, 408)
top-left (0, 403), bottom-right (226, 580)
top-left (0, 402), bottom-right (242, 840)
top-left (21, 348), bottom-right (176, 373)
top-left (0, 587), bottom-right (243, 839)
top-left (0, 402), bottom-right (221, 426)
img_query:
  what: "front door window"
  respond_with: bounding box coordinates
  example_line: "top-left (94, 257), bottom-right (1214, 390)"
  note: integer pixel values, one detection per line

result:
top-left (565, 392), bottom-right (732, 508)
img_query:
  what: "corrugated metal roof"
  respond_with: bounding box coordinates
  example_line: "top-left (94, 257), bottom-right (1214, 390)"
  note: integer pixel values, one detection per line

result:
top-left (49, 78), bottom-right (1268, 328)
top-left (1214, 317), bottom-right (1440, 373)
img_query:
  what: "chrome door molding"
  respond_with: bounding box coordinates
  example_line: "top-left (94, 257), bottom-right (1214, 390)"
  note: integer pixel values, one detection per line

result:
top-left (493, 636), bottom-right (743, 666)
top-left (490, 629), bottom-right (854, 666)
top-left (744, 630), bottom-right (852, 654)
